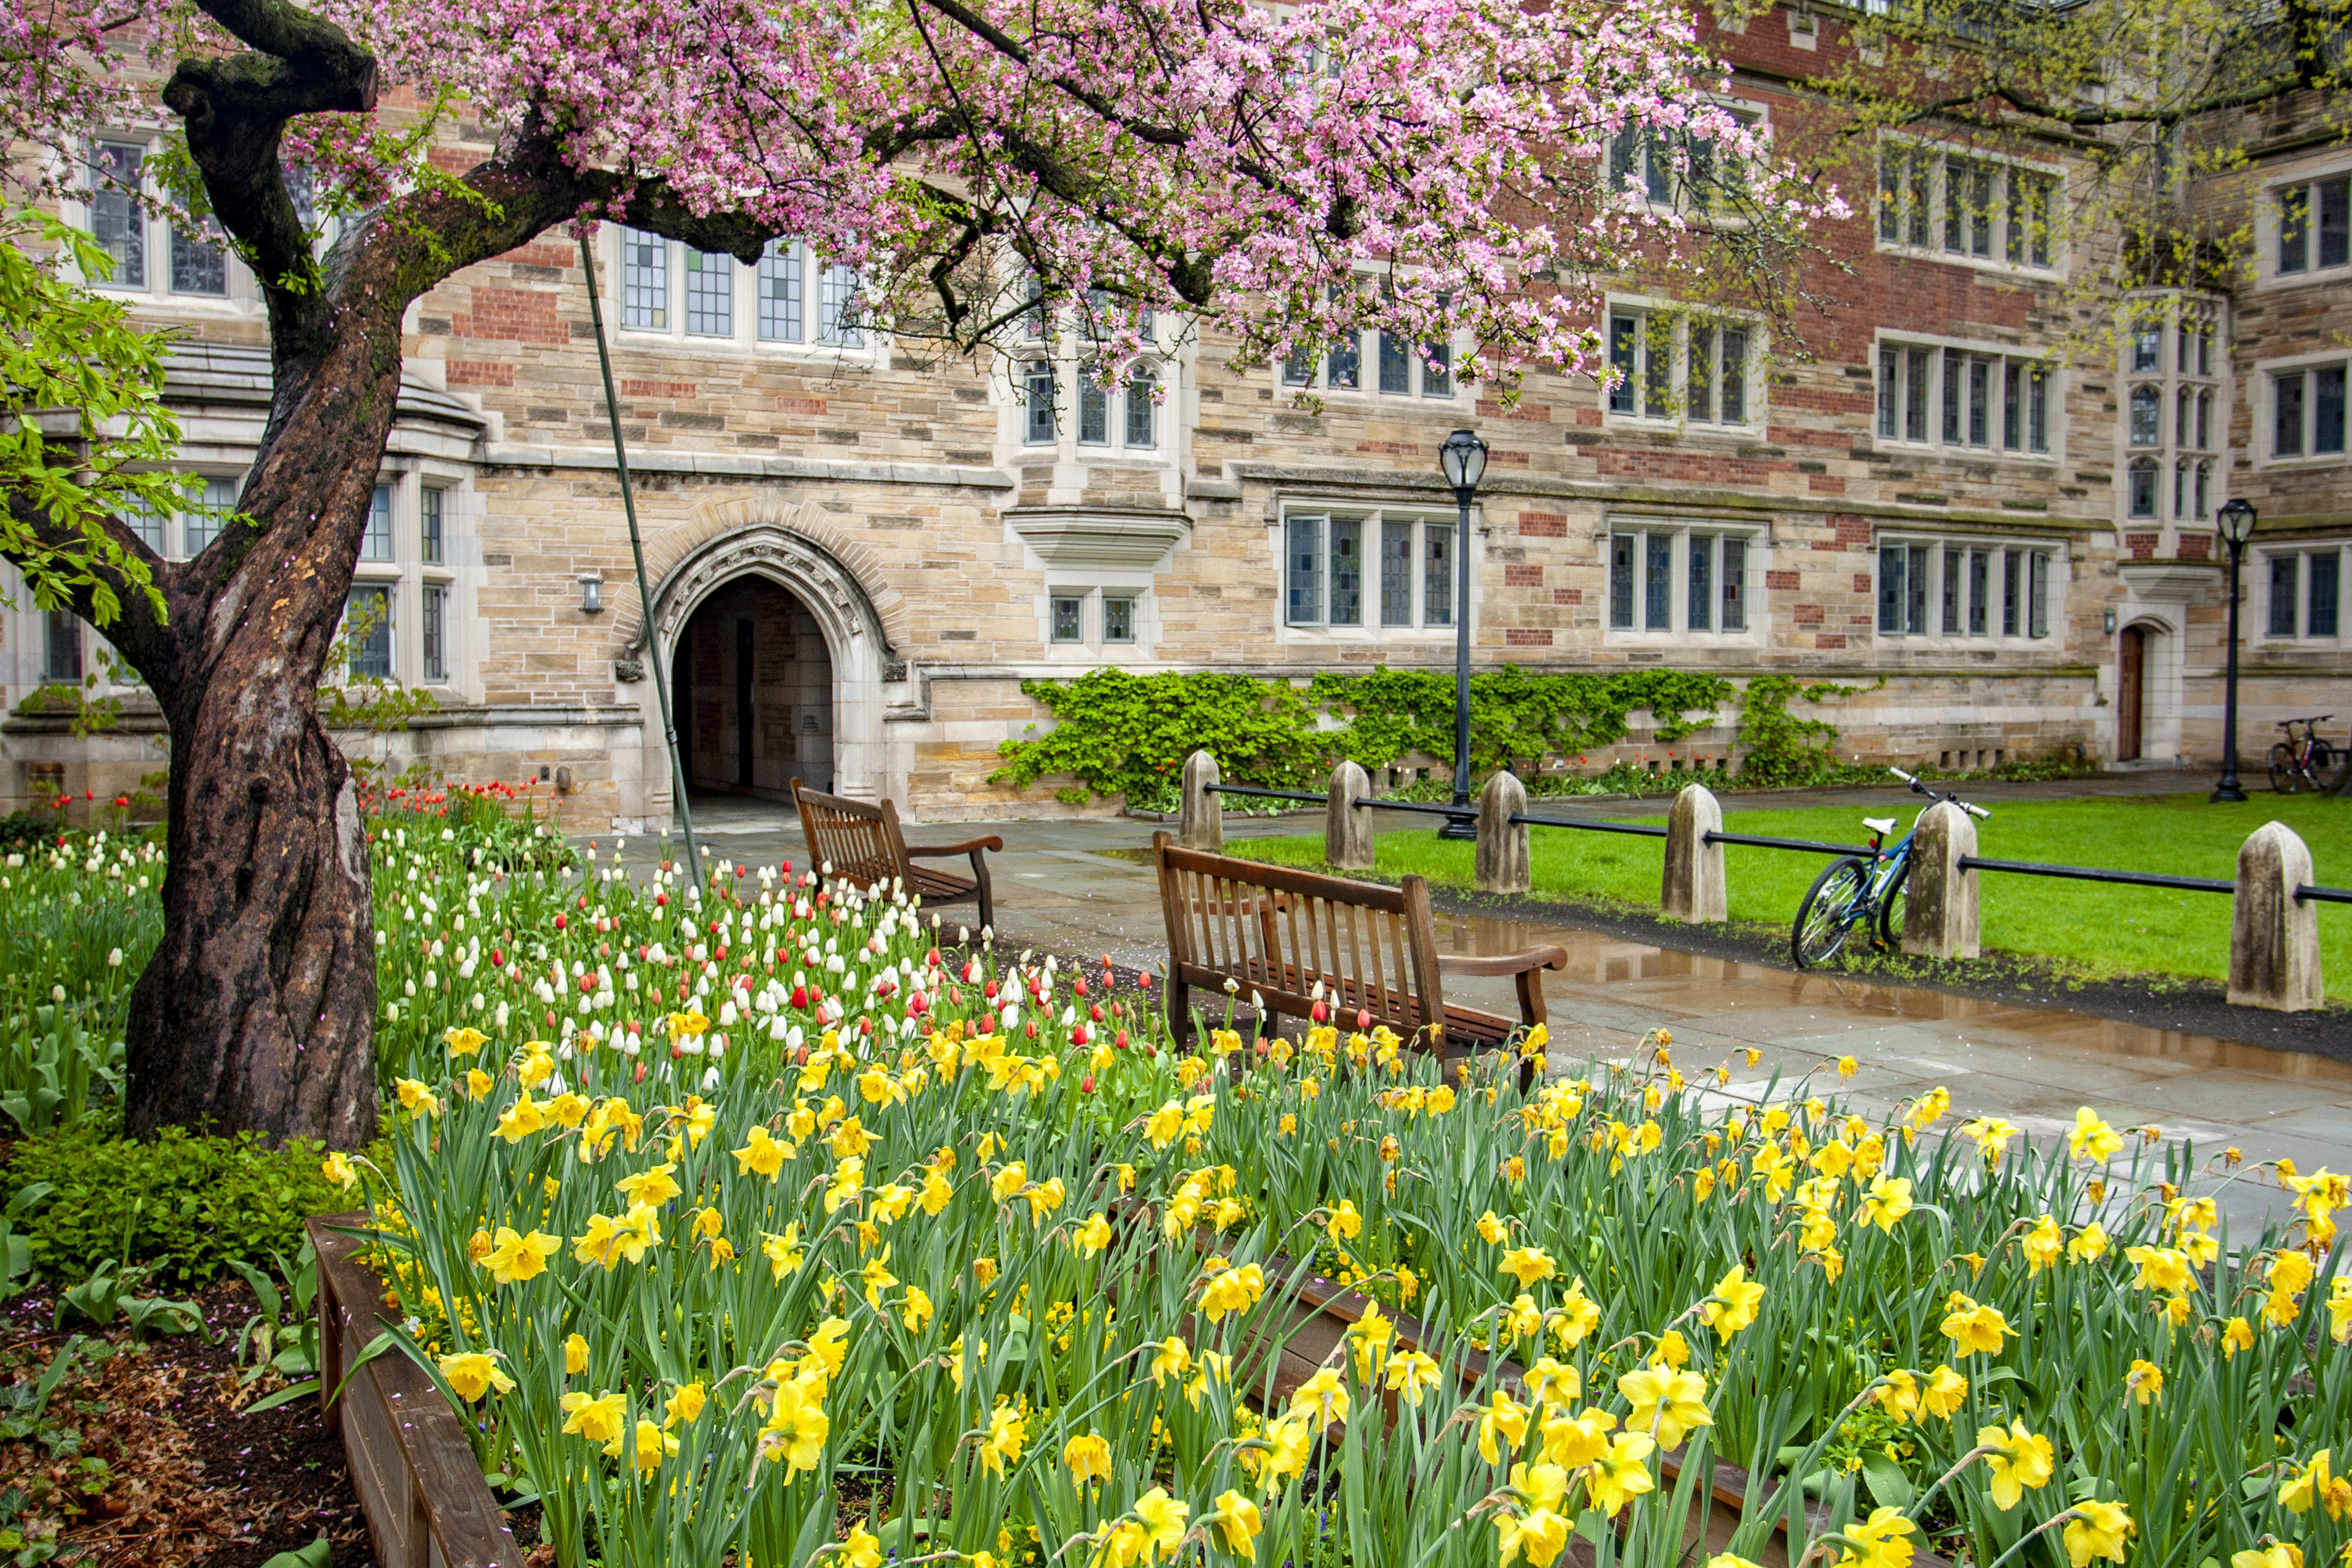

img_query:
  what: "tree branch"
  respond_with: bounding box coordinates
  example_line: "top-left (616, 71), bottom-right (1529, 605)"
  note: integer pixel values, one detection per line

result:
top-left (1, 493), bottom-right (179, 692)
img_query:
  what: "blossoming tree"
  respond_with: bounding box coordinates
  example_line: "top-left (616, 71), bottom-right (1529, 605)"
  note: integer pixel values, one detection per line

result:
top-left (2, 0), bottom-right (1831, 1145)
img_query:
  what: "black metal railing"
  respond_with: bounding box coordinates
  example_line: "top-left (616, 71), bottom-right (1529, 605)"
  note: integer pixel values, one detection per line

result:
top-left (1198, 778), bottom-right (2352, 906)
top-left (1957, 856), bottom-right (2235, 895)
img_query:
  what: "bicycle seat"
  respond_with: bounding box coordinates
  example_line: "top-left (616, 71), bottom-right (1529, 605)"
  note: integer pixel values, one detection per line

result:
top-left (1863, 817), bottom-right (1898, 836)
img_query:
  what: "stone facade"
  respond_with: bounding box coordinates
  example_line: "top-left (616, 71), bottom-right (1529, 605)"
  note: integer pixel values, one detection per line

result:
top-left (8, 7), bottom-right (2348, 824)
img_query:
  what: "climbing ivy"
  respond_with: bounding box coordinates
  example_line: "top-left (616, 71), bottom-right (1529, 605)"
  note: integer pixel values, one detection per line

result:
top-left (1305, 666), bottom-right (1733, 774)
top-left (1732, 673), bottom-right (1886, 786)
top-left (988, 669), bottom-right (1330, 806)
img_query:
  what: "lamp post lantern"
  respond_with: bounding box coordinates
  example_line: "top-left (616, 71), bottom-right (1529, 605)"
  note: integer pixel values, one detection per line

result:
top-left (2212, 496), bottom-right (2257, 803)
top-left (1436, 428), bottom-right (1489, 841)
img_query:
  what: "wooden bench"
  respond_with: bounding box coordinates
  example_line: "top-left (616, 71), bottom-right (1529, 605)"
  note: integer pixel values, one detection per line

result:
top-left (1151, 831), bottom-right (1566, 1059)
top-left (792, 780), bottom-right (1002, 930)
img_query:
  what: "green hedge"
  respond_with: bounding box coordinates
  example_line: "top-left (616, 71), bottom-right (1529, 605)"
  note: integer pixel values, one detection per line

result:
top-left (991, 666), bottom-right (1878, 806)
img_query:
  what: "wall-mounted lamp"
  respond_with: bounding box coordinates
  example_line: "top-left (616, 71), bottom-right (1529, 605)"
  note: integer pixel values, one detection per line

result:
top-left (579, 575), bottom-right (605, 614)
top-left (2103, 609), bottom-right (2117, 634)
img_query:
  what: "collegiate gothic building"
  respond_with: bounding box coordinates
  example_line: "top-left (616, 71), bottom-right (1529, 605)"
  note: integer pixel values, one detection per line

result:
top-left (10, 3), bottom-right (2350, 825)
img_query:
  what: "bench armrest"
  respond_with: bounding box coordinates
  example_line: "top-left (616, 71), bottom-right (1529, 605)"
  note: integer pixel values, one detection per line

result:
top-left (905, 836), bottom-right (1004, 858)
top-left (1438, 946), bottom-right (1568, 978)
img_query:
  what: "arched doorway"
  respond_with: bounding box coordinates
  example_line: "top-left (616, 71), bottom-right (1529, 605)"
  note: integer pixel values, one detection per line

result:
top-left (671, 577), bottom-right (834, 800)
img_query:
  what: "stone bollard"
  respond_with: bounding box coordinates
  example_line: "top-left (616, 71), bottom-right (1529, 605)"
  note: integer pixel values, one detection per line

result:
top-left (1660, 784), bottom-right (1727, 923)
top-left (1326, 760), bottom-right (1375, 869)
top-left (1475, 769), bottom-right (1530, 895)
top-left (1178, 750), bottom-right (1223, 852)
top-left (2229, 821), bottom-right (2323, 1011)
top-left (1901, 800), bottom-right (1980, 959)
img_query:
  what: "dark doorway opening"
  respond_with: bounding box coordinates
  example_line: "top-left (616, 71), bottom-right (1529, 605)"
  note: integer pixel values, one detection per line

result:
top-left (672, 577), bottom-right (834, 801)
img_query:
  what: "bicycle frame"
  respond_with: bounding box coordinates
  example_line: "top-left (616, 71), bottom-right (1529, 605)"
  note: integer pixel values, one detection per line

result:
top-left (1826, 824), bottom-right (1915, 928)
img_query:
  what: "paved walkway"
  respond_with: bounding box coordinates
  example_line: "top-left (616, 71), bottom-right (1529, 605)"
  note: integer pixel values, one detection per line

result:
top-left (605, 790), bottom-right (2347, 1229)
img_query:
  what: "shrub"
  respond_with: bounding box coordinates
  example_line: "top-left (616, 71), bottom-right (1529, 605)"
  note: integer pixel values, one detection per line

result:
top-left (0, 1117), bottom-right (356, 1288)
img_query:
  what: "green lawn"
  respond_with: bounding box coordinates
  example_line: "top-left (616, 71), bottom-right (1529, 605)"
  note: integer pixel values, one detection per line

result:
top-left (1228, 791), bottom-right (2352, 997)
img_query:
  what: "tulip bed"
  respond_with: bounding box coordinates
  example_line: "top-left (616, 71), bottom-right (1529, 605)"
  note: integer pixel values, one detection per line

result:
top-left (4, 818), bottom-right (2350, 1568)
top-left (328, 823), bottom-right (2352, 1568)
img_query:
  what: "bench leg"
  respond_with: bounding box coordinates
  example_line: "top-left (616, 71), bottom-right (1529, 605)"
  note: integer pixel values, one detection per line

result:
top-left (969, 850), bottom-right (995, 934)
top-left (1165, 978), bottom-right (1192, 1044)
top-left (1514, 967), bottom-right (1550, 1029)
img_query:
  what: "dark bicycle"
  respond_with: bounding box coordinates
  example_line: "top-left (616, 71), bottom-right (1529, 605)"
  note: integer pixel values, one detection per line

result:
top-left (1791, 767), bottom-right (1991, 969)
top-left (2267, 714), bottom-right (2341, 795)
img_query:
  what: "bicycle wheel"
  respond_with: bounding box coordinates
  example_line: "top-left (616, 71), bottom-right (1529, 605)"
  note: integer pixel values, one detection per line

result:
top-left (2269, 743), bottom-right (2300, 794)
top-left (1793, 856), bottom-right (1870, 970)
top-left (2309, 740), bottom-right (2335, 792)
top-left (1876, 866), bottom-right (1909, 950)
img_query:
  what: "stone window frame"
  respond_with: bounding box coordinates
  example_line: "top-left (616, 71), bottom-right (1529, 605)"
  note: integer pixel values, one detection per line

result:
top-left (1873, 532), bottom-right (2061, 644)
top-left (1873, 134), bottom-right (2065, 278)
top-left (64, 130), bottom-right (261, 317)
top-left (1600, 295), bottom-right (1764, 433)
top-left (1870, 329), bottom-right (2060, 465)
top-left (1275, 271), bottom-right (1467, 404)
top-left (1038, 585), bottom-right (1154, 660)
top-left (1273, 502), bottom-right (1468, 644)
top-left (2256, 542), bottom-right (2346, 645)
top-left (605, 229), bottom-right (880, 364)
top-left (2253, 349), bottom-right (2352, 470)
top-left (1008, 293), bottom-right (1178, 461)
top-left (2118, 291), bottom-right (2227, 523)
top-left (2255, 160), bottom-right (2352, 289)
top-left (1602, 516), bottom-right (1766, 645)
top-left (1606, 97), bottom-right (1771, 227)
top-left (340, 467), bottom-right (469, 692)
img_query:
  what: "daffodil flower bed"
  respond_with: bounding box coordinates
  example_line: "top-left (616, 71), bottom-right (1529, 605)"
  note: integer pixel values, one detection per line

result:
top-left (16, 817), bottom-right (2321, 1568)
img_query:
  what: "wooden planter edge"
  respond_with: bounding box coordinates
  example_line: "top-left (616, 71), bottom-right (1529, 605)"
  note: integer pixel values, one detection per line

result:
top-left (309, 1212), bottom-right (524, 1568)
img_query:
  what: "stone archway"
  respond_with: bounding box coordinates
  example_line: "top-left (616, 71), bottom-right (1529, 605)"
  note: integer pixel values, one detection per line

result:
top-left (622, 501), bottom-right (908, 812)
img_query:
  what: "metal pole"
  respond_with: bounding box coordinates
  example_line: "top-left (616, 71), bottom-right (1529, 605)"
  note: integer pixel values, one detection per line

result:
top-left (578, 232), bottom-right (706, 889)
top-left (2212, 537), bottom-right (2247, 802)
top-left (1438, 489), bottom-right (1477, 841)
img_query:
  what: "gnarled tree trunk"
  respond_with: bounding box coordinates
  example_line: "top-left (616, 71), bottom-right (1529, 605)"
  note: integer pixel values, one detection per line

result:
top-left (119, 319), bottom-right (406, 1148)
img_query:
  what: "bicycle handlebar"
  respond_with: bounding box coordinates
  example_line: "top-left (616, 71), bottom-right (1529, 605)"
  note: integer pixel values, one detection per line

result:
top-left (2277, 715), bottom-right (2336, 728)
top-left (1887, 766), bottom-right (1991, 819)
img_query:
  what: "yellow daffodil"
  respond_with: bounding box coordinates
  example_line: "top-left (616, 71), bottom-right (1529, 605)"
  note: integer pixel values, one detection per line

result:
top-left (438, 1350), bottom-right (514, 1401)
top-left (2125, 1358), bottom-right (2164, 1405)
top-left (1134, 1487), bottom-right (1189, 1561)
top-left (1477, 1390), bottom-right (1531, 1465)
top-left (2069, 1107), bottom-right (2125, 1163)
top-left (1200, 1261), bottom-right (1266, 1322)
top-left (1209, 1489), bottom-right (1263, 1561)
top-left (1385, 1349), bottom-right (1441, 1405)
top-left (2231, 1546), bottom-right (2304, 1568)
top-left (1500, 1246), bottom-right (1557, 1288)
top-left (1700, 1264), bottom-right (1765, 1334)
top-left (565, 1333), bottom-right (589, 1375)
top-left (1585, 1432), bottom-right (1657, 1518)
top-left (559, 1388), bottom-right (627, 1447)
top-left (1477, 1209), bottom-right (1508, 1244)
top-left (1497, 1462), bottom-right (1572, 1567)
top-left (1939, 1293), bottom-right (2011, 1356)
top-left (1537, 1406), bottom-right (1616, 1469)
top-left (1291, 1368), bottom-right (1350, 1432)
top-left (614, 1161), bottom-right (681, 1208)
top-left (1618, 1366), bottom-right (1712, 1447)
top-left (2061, 1501), bottom-right (2134, 1568)
top-left (978, 1399), bottom-right (1026, 1475)
top-left (2022, 1215), bottom-right (2062, 1274)
top-left (2279, 1451), bottom-right (2352, 1521)
top-left (1922, 1365), bottom-right (1968, 1419)
top-left (664, 1381), bottom-right (705, 1429)
top-left (479, 1226), bottom-right (561, 1285)
top-left (755, 1375), bottom-right (829, 1474)
top-left (1065, 1430), bottom-right (1113, 1487)
top-left (1861, 1176), bottom-right (1913, 1232)
top-left (321, 1152), bottom-right (358, 1191)
top-left (443, 1026), bottom-right (488, 1056)
top-left (1977, 1419), bottom-right (2054, 1508)
top-left (1837, 1506), bottom-right (1917, 1568)
top-left (393, 1078), bottom-right (443, 1116)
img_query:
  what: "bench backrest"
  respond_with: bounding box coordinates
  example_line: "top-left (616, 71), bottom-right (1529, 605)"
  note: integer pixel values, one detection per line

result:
top-left (1152, 832), bottom-right (1444, 1041)
top-left (794, 780), bottom-right (908, 892)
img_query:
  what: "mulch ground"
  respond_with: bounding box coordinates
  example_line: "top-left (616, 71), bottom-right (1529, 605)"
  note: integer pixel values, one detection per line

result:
top-left (0, 1281), bottom-right (369, 1566)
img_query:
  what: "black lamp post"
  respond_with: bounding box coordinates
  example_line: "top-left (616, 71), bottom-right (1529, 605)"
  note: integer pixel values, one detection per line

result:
top-left (1436, 428), bottom-right (1489, 841)
top-left (2211, 496), bottom-right (2257, 803)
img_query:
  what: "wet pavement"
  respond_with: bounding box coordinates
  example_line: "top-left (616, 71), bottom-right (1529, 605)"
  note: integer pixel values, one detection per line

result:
top-left (601, 791), bottom-right (2349, 1229)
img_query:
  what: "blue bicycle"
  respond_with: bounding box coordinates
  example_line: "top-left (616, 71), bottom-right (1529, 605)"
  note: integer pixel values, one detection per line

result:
top-left (1791, 767), bottom-right (1991, 969)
